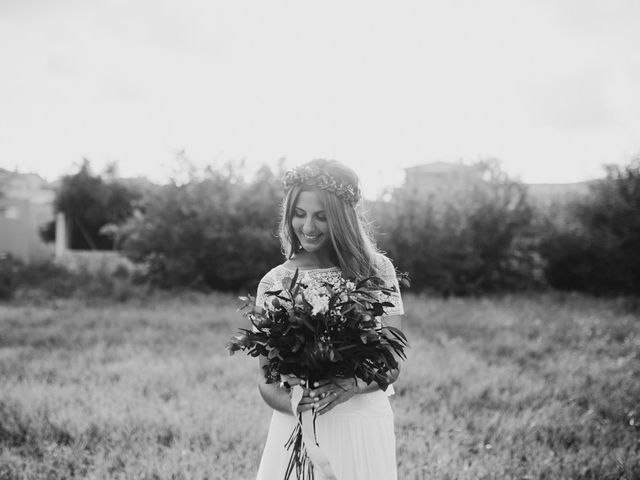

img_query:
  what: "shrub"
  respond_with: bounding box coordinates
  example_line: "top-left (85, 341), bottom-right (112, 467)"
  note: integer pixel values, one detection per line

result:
top-left (373, 161), bottom-right (541, 295)
top-left (540, 156), bottom-right (640, 295)
top-left (114, 163), bottom-right (284, 291)
top-left (0, 254), bottom-right (149, 303)
top-left (51, 159), bottom-right (143, 249)
top-left (0, 254), bottom-right (23, 300)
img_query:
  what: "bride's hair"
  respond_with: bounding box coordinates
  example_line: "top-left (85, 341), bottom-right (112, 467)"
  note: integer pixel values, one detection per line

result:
top-left (278, 159), bottom-right (379, 279)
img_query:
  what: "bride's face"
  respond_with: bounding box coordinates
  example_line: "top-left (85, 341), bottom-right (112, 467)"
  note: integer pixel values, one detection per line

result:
top-left (291, 190), bottom-right (331, 254)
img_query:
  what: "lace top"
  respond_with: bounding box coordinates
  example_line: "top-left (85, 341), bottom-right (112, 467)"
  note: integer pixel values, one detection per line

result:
top-left (255, 253), bottom-right (405, 317)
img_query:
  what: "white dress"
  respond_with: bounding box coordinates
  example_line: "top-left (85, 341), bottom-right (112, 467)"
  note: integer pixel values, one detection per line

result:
top-left (254, 253), bottom-right (404, 480)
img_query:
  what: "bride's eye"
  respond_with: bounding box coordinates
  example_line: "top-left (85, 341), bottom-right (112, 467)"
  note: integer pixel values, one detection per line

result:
top-left (293, 209), bottom-right (305, 218)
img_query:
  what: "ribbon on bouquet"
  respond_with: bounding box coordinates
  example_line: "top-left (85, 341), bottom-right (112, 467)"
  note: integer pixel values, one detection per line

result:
top-left (290, 384), bottom-right (338, 480)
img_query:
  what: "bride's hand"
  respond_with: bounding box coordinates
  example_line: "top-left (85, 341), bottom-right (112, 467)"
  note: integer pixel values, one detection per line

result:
top-left (305, 377), bottom-right (358, 416)
top-left (279, 375), bottom-right (316, 414)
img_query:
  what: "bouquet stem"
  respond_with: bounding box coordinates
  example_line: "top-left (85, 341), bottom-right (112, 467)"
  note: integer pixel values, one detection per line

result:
top-left (286, 385), bottom-right (338, 480)
top-left (284, 419), bottom-right (315, 480)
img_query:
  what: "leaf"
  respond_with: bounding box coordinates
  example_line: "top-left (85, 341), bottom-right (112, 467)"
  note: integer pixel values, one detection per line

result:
top-left (281, 277), bottom-right (292, 290)
top-left (328, 348), bottom-right (343, 362)
top-left (382, 325), bottom-right (408, 342)
top-left (289, 268), bottom-right (300, 296)
top-left (396, 271), bottom-right (411, 288)
top-left (268, 348), bottom-right (280, 360)
top-left (296, 314), bottom-right (315, 332)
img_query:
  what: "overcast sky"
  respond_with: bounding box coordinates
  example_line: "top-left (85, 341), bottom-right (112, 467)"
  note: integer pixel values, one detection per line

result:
top-left (1, 0), bottom-right (639, 197)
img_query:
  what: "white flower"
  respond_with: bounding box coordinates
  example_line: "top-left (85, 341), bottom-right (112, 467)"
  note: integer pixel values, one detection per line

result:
top-left (309, 294), bottom-right (329, 316)
top-left (303, 281), bottom-right (331, 315)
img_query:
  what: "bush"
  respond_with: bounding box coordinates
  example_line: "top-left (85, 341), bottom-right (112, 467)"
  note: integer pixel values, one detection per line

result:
top-left (51, 159), bottom-right (143, 249)
top-left (540, 156), bottom-right (640, 295)
top-left (0, 254), bottom-right (149, 303)
top-left (0, 254), bottom-right (23, 300)
top-left (114, 163), bottom-right (284, 291)
top-left (373, 161), bottom-right (541, 295)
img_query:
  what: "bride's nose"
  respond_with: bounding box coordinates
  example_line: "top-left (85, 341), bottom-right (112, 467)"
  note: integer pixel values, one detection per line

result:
top-left (303, 216), bottom-right (317, 233)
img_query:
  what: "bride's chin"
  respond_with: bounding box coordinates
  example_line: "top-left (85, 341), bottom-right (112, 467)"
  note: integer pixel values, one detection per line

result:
top-left (298, 239), bottom-right (327, 253)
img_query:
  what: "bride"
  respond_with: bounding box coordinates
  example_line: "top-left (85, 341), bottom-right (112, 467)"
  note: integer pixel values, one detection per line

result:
top-left (254, 159), bottom-right (405, 480)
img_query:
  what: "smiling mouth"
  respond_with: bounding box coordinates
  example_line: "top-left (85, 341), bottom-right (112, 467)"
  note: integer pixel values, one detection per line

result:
top-left (302, 233), bottom-right (321, 240)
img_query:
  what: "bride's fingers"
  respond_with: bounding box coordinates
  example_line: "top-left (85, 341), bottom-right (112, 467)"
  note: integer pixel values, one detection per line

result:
top-left (297, 403), bottom-right (314, 413)
top-left (308, 379), bottom-right (344, 398)
top-left (297, 395), bottom-right (315, 405)
top-left (310, 379), bottom-right (332, 388)
top-left (281, 374), bottom-right (306, 387)
top-left (307, 385), bottom-right (333, 400)
top-left (314, 391), bottom-right (338, 410)
top-left (308, 379), bottom-right (354, 399)
top-left (316, 392), bottom-right (341, 415)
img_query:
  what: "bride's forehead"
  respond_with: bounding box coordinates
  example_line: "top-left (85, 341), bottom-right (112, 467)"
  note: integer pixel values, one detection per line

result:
top-left (295, 190), bottom-right (325, 210)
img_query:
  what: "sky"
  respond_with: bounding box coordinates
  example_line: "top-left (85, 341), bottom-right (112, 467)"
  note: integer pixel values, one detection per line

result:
top-left (1, 0), bottom-right (639, 198)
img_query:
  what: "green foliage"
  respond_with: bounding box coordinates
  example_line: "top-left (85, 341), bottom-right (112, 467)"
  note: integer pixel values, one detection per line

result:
top-left (53, 159), bottom-right (142, 249)
top-left (374, 161), bottom-right (540, 295)
top-left (115, 163), bottom-right (284, 291)
top-left (541, 156), bottom-right (640, 295)
top-left (0, 254), bottom-right (148, 303)
top-left (0, 254), bottom-right (23, 300)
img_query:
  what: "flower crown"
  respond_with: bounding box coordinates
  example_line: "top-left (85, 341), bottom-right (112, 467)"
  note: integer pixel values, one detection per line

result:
top-left (283, 165), bottom-right (361, 206)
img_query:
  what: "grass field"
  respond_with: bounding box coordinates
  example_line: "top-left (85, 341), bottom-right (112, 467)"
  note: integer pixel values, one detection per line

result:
top-left (0, 292), bottom-right (639, 479)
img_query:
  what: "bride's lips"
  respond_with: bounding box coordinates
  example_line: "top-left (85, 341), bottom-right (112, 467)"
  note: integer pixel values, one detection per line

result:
top-left (300, 232), bottom-right (322, 242)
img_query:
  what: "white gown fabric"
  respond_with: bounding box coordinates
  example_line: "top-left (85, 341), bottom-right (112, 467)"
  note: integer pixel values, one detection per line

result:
top-left (254, 253), bottom-right (404, 480)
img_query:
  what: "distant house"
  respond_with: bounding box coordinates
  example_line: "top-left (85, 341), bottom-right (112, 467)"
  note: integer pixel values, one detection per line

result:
top-left (403, 161), bottom-right (590, 205)
top-left (526, 182), bottom-right (590, 206)
top-left (0, 168), bottom-right (56, 262)
top-left (402, 162), bottom-right (484, 201)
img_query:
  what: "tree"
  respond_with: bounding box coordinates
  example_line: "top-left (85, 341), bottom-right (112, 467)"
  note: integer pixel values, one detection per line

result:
top-left (373, 160), bottom-right (540, 295)
top-left (52, 159), bottom-right (142, 250)
top-left (114, 162), bottom-right (284, 290)
top-left (541, 156), bottom-right (640, 295)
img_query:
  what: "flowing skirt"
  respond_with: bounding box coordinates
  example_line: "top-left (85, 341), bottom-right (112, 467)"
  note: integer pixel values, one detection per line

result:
top-left (256, 389), bottom-right (397, 480)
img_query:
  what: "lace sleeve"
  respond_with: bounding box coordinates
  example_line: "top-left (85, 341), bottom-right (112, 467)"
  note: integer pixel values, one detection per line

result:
top-left (252, 269), bottom-right (278, 333)
top-left (374, 254), bottom-right (405, 316)
top-left (256, 269), bottom-right (277, 310)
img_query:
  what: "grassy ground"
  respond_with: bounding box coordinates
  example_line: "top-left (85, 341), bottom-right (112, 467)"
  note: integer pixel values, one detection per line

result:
top-left (0, 292), bottom-right (638, 479)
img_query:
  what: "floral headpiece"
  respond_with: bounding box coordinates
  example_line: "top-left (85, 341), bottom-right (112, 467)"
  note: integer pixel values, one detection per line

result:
top-left (283, 165), bottom-right (361, 206)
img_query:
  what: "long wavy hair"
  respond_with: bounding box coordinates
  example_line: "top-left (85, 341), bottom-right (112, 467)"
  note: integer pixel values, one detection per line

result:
top-left (278, 159), bottom-right (379, 280)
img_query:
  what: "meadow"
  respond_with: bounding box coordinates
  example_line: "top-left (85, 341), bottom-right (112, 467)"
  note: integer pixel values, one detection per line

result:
top-left (0, 292), bottom-right (638, 480)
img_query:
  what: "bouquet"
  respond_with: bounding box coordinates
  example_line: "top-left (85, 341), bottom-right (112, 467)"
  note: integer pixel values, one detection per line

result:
top-left (227, 269), bottom-right (408, 480)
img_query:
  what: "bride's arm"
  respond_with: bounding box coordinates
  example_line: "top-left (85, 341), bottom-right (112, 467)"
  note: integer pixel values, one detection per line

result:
top-left (257, 355), bottom-right (296, 415)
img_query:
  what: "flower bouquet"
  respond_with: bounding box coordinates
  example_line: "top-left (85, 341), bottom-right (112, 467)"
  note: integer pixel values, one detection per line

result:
top-left (227, 269), bottom-right (409, 480)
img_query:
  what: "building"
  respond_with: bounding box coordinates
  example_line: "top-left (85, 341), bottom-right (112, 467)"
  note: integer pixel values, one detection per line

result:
top-left (0, 168), bottom-right (56, 262)
top-left (401, 162), bottom-right (485, 202)
top-left (402, 161), bottom-right (590, 205)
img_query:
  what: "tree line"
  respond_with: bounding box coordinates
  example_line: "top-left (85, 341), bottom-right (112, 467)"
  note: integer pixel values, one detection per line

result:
top-left (37, 156), bottom-right (640, 296)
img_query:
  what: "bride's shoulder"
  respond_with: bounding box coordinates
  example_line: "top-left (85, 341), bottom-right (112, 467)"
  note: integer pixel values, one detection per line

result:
top-left (259, 264), bottom-right (287, 282)
top-left (372, 251), bottom-right (395, 268)
top-left (258, 261), bottom-right (297, 286)
top-left (371, 252), bottom-right (397, 278)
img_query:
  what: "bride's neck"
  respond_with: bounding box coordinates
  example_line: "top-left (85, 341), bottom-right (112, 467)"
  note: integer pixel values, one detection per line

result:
top-left (294, 249), bottom-right (337, 269)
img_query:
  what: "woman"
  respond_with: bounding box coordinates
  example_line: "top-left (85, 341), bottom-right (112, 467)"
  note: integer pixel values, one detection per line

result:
top-left (254, 159), bottom-right (405, 480)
